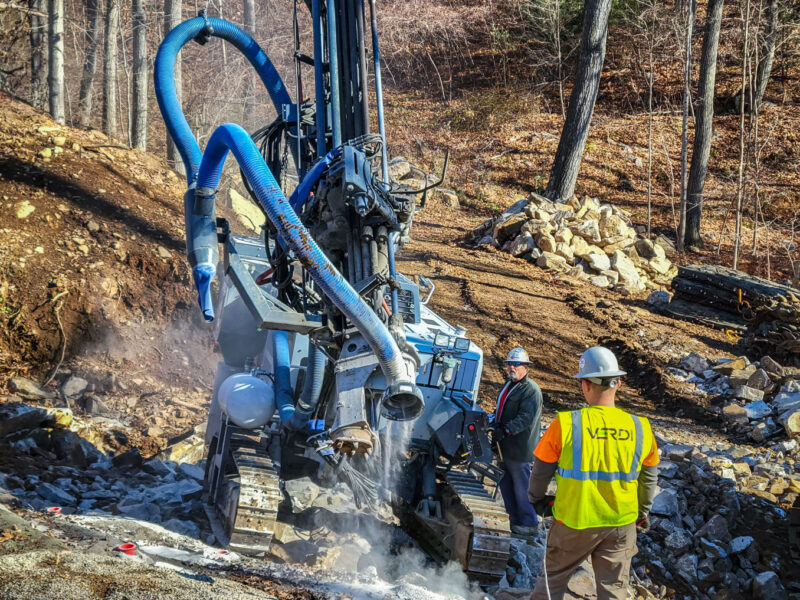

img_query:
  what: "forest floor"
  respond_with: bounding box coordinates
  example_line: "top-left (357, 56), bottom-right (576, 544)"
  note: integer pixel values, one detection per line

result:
top-left (0, 86), bottom-right (798, 598)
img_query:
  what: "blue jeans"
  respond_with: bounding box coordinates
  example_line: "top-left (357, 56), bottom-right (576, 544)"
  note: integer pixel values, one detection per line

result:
top-left (499, 460), bottom-right (538, 527)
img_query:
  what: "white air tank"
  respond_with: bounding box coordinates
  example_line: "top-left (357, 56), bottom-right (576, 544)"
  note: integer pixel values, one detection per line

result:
top-left (217, 373), bottom-right (275, 429)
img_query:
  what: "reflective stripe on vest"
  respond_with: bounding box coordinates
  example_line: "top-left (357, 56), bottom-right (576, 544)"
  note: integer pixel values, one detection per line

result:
top-left (557, 410), bottom-right (644, 482)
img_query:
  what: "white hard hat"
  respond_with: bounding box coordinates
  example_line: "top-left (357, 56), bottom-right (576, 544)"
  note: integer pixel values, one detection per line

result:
top-left (506, 347), bottom-right (531, 364)
top-left (574, 346), bottom-right (626, 384)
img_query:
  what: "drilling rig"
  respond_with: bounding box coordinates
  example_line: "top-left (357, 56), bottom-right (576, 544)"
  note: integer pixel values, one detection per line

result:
top-left (154, 0), bottom-right (511, 581)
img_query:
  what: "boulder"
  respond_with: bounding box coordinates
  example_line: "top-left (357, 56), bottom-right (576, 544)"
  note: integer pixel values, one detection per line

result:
top-left (598, 214), bottom-right (631, 239)
top-left (722, 403), bottom-right (749, 425)
top-left (733, 386), bottom-right (764, 402)
top-left (728, 367), bottom-right (757, 387)
top-left (713, 357), bottom-right (749, 375)
top-left (648, 256), bottom-right (672, 275)
top-left (651, 488), bottom-right (680, 517)
top-left (655, 234), bottom-right (677, 257)
top-left (494, 215), bottom-right (528, 243)
top-left (784, 411), bottom-right (800, 438)
top-left (743, 400), bottom-right (772, 420)
top-left (587, 252), bottom-right (611, 272)
top-left (773, 392), bottom-right (800, 415)
top-left (664, 530), bottom-right (692, 553)
top-left (433, 188), bottom-right (459, 207)
top-left (0, 403), bottom-right (49, 438)
top-left (536, 252), bottom-right (568, 271)
top-left (507, 233), bottom-right (536, 257)
top-left (570, 235), bottom-right (590, 257)
top-left (680, 352), bottom-right (711, 374)
top-left (752, 571), bottom-right (787, 600)
top-left (611, 250), bottom-right (641, 289)
top-left (61, 376), bottom-right (88, 399)
top-left (760, 355), bottom-right (784, 378)
top-left (588, 275), bottom-right (610, 288)
top-left (695, 514), bottom-right (731, 544)
top-left (36, 482), bottom-right (77, 506)
top-left (746, 368), bottom-right (773, 391)
top-left (555, 242), bottom-right (574, 263)
top-left (571, 220), bottom-right (601, 244)
top-left (388, 157), bottom-right (411, 181)
top-left (9, 377), bottom-right (55, 401)
top-left (600, 270), bottom-right (619, 286)
top-left (647, 290), bottom-right (671, 305)
top-left (536, 232), bottom-right (557, 254)
top-left (554, 227), bottom-right (573, 244)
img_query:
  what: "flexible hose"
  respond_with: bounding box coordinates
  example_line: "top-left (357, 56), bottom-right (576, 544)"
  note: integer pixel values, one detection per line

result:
top-left (289, 343), bottom-right (326, 429)
top-left (272, 330), bottom-right (295, 423)
top-left (154, 16), bottom-right (292, 182)
top-left (196, 123), bottom-right (419, 402)
top-left (289, 148), bottom-right (341, 213)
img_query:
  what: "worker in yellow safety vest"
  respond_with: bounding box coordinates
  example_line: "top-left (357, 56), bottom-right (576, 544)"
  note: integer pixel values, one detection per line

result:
top-left (527, 346), bottom-right (659, 600)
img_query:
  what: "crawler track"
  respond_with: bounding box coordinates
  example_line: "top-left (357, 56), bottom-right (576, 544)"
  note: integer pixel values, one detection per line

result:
top-left (210, 431), bottom-right (282, 555)
top-left (400, 468), bottom-right (511, 582)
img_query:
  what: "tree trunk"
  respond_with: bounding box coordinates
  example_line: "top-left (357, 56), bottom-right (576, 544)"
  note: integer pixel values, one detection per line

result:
top-left (684, 0), bottom-right (724, 248)
top-left (733, 0), bottom-right (752, 270)
top-left (677, 0), bottom-right (696, 252)
top-left (131, 0), bottom-right (147, 149)
top-left (78, 0), bottom-right (101, 126)
top-left (753, 0), bottom-right (777, 111)
top-left (47, 0), bottom-right (65, 123)
top-left (29, 0), bottom-right (46, 109)
top-left (242, 0), bottom-right (256, 132)
top-left (164, 0), bottom-right (183, 174)
top-left (103, 0), bottom-right (119, 137)
top-left (544, 0), bottom-right (613, 202)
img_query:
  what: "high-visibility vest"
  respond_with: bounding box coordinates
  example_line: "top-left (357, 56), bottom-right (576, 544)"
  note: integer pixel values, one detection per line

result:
top-left (553, 406), bottom-right (653, 530)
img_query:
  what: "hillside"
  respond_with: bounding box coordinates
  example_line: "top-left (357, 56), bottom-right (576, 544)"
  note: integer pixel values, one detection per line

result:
top-left (0, 90), bottom-right (798, 597)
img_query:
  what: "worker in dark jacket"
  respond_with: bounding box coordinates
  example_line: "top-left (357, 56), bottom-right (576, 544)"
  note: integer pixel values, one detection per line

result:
top-left (490, 347), bottom-right (543, 535)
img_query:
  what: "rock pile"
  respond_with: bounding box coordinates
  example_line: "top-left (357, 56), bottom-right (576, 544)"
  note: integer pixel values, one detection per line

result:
top-left (634, 435), bottom-right (796, 600)
top-left (470, 194), bottom-right (677, 294)
top-left (671, 352), bottom-right (800, 455)
top-left (0, 404), bottom-right (208, 539)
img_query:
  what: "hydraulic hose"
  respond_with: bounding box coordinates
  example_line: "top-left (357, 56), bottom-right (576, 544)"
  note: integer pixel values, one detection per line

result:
top-left (154, 16), bottom-right (292, 182)
top-left (289, 148), bottom-right (340, 213)
top-left (272, 330), bottom-right (295, 423)
top-left (197, 123), bottom-right (423, 419)
top-left (289, 343), bottom-right (326, 430)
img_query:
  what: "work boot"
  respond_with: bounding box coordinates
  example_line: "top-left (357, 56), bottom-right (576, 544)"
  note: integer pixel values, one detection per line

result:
top-left (510, 524), bottom-right (538, 537)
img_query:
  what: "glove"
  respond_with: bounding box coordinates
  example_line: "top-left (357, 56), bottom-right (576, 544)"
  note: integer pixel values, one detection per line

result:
top-left (636, 514), bottom-right (650, 533)
top-left (490, 426), bottom-right (510, 447)
top-left (532, 495), bottom-right (555, 517)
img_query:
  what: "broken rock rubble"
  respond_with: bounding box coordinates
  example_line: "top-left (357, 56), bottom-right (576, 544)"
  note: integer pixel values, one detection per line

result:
top-left (671, 352), bottom-right (800, 457)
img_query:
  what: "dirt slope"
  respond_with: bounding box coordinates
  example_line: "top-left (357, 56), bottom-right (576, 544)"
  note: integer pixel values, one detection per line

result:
top-left (0, 92), bottom-right (217, 452)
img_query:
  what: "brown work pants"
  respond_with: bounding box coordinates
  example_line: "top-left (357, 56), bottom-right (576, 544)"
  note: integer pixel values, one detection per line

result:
top-left (530, 521), bottom-right (637, 600)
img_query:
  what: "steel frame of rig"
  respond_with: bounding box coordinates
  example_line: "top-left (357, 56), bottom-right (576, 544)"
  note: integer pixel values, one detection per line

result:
top-left (153, 0), bottom-right (511, 581)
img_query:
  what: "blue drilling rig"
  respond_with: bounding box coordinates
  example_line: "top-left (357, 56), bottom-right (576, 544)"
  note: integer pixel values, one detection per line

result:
top-left (153, 0), bottom-right (511, 581)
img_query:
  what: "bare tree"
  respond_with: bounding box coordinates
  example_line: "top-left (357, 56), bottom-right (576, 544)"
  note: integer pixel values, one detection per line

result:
top-left (677, 0), bottom-right (696, 251)
top-left (242, 0), bottom-right (256, 131)
top-left (544, 0), bottom-right (613, 202)
top-left (29, 0), bottom-right (46, 108)
top-left (733, 0), bottom-right (753, 269)
top-left (47, 0), bottom-right (65, 123)
top-left (78, 0), bottom-right (101, 126)
top-left (753, 0), bottom-right (778, 111)
top-left (102, 0), bottom-right (119, 137)
top-left (131, 0), bottom-right (147, 149)
top-left (164, 0), bottom-right (183, 172)
top-left (684, 0), bottom-right (724, 247)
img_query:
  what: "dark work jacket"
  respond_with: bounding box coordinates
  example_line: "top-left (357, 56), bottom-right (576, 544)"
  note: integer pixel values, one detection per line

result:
top-left (496, 376), bottom-right (543, 462)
